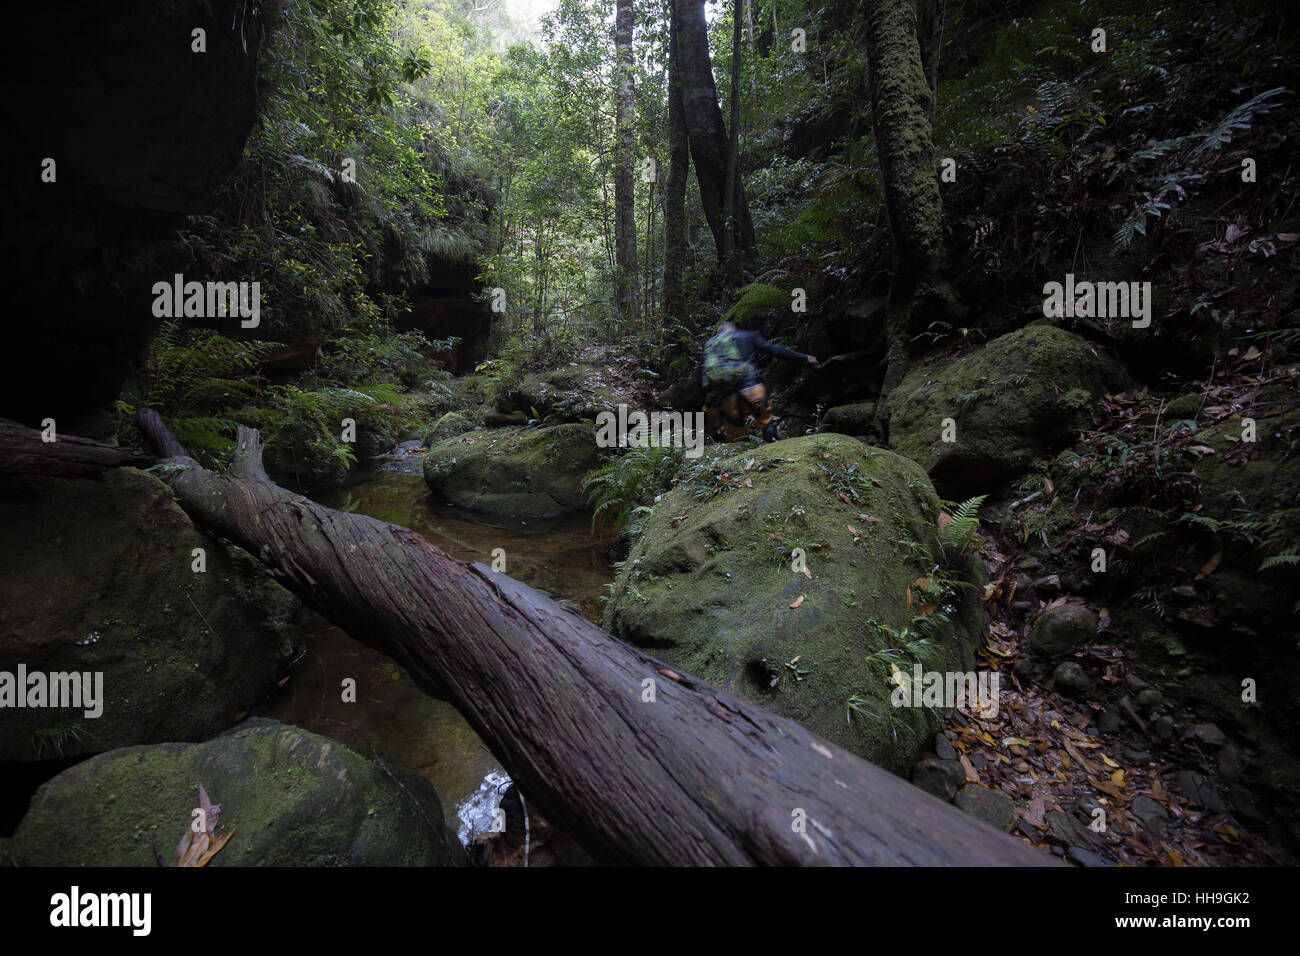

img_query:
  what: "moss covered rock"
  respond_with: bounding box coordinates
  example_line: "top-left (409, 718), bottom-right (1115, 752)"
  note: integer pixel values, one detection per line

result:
top-left (0, 470), bottom-right (303, 762)
top-left (11, 718), bottom-right (464, 866)
top-left (424, 409), bottom-right (479, 445)
top-left (885, 325), bottom-right (1128, 497)
top-left (499, 363), bottom-right (629, 423)
top-left (603, 433), bottom-right (983, 773)
top-left (820, 401), bottom-right (877, 436)
top-left (423, 423), bottom-right (599, 517)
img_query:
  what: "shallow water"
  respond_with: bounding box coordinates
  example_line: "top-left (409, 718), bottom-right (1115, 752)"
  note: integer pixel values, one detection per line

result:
top-left (255, 459), bottom-right (615, 845)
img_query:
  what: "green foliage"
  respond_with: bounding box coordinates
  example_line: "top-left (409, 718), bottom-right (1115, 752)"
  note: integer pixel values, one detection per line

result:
top-left (580, 445), bottom-right (681, 534)
top-left (724, 284), bottom-right (789, 326)
top-left (31, 720), bottom-right (96, 759)
top-left (940, 495), bottom-right (987, 560)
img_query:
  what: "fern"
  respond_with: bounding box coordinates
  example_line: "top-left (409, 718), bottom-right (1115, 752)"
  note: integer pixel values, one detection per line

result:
top-left (1261, 553), bottom-right (1300, 571)
top-left (581, 446), bottom-right (681, 533)
top-left (941, 495), bottom-right (987, 558)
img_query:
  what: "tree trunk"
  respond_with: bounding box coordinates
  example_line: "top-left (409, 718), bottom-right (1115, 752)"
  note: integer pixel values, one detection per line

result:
top-left (722, 0), bottom-right (744, 283)
top-left (862, 0), bottom-right (956, 404)
top-left (614, 0), bottom-right (638, 328)
top-left (0, 418), bottom-right (151, 478)
top-left (132, 409), bottom-right (1051, 868)
top-left (674, 0), bottom-right (754, 266)
top-left (662, 4), bottom-right (689, 329)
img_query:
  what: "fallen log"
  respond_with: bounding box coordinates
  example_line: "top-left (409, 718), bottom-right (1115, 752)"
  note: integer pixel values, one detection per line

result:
top-left (0, 418), bottom-right (152, 478)
top-left (134, 408), bottom-right (1051, 866)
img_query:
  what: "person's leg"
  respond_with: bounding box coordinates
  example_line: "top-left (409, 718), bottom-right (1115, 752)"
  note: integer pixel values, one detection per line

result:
top-left (739, 383), bottom-right (779, 442)
top-left (718, 392), bottom-right (751, 442)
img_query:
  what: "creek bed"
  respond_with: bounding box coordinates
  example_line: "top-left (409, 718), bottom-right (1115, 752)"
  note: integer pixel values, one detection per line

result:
top-left (255, 459), bottom-right (615, 846)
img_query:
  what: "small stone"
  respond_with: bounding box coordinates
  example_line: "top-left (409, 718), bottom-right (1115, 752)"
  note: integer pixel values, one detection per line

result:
top-left (1229, 784), bottom-right (1264, 823)
top-left (1177, 769), bottom-right (1228, 813)
top-left (1067, 846), bottom-right (1116, 867)
top-left (1124, 672), bottom-right (1150, 693)
top-left (911, 757), bottom-right (965, 802)
top-left (955, 784), bottom-right (1018, 832)
top-left (1136, 688), bottom-right (1163, 709)
top-left (1032, 574), bottom-right (1062, 594)
top-left (1171, 585), bottom-right (1198, 601)
top-left (1154, 715), bottom-right (1175, 741)
top-left (1218, 744), bottom-right (1240, 781)
top-left (934, 734), bottom-right (958, 761)
top-left (1193, 723), bottom-right (1226, 747)
top-left (969, 752), bottom-right (987, 771)
top-left (1045, 810), bottom-right (1090, 846)
top-left (1012, 573), bottom-right (1034, 594)
top-left (1053, 661), bottom-right (1092, 695)
top-left (1131, 795), bottom-right (1168, 823)
top-left (1124, 749), bottom-right (1152, 763)
top-left (1097, 709), bottom-right (1121, 734)
top-left (1019, 556), bottom-right (1043, 573)
top-left (1011, 599), bottom-right (1035, 612)
top-left (1076, 794), bottom-right (1102, 816)
top-left (1030, 603), bottom-right (1099, 657)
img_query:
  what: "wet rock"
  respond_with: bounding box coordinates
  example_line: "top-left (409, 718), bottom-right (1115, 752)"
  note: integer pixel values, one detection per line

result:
top-left (11, 719), bottom-right (464, 866)
top-left (1053, 661), bottom-right (1092, 695)
top-left (955, 784), bottom-right (1018, 832)
top-left (1029, 603), bottom-right (1099, 657)
top-left (934, 734), bottom-right (958, 761)
top-left (1124, 673), bottom-right (1150, 693)
top-left (1154, 715), bottom-right (1176, 741)
top-left (604, 434), bottom-right (984, 774)
top-left (1177, 770), bottom-right (1228, 813)
top-left (1097, 709), bottom-right (1121, 734)
top-left (912, 757), bottom-right (966, 802)
top-left (1124, 749), bottom-right (1153, 763)
top-left (423, 423), bottom-right (600, 518)
top-left (1046, 810), bottom-right (1091, 846)
top-left (424, 409), bottom-right (479, 445)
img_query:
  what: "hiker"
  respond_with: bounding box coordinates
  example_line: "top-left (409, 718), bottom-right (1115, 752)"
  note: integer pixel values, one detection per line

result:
top-left (697, 321), bottom-right (818, 443)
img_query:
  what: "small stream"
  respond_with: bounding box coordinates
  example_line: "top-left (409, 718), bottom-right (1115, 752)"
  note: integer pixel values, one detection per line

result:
top-left (254, 452), bottom-right (615, 847)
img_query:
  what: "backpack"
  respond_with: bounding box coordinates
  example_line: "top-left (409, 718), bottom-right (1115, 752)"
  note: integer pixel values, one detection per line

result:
top-left (701, 329), bottom-right (755, 389)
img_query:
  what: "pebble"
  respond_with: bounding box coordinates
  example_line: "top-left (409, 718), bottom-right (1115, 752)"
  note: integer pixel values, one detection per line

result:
top-left (1136, 688), bottom-right (1163, 709)
top-left (1177, 769), bottom-right (1228, 813)
top-left (1068, 846), bottom-right (1116, 867)
top-left (1131, 795), bottom-right (1168, 823)
top-left (1193, 723), bottom-right (1226, 747)
top-left (955, 784), bottom-right (1018, 832)
top-left (1053, 661), bottom-right (1092, 695)
top-left (1124, 672), bottom-right (1150, 693)
top-left (1154, 715), bottom-right (1175, 741)
top-left (934, 734), bottom-right (958, 761)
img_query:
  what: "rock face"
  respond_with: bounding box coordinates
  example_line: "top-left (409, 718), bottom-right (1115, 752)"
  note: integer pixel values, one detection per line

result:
top-left (11, 718), bottom-right (464, 866)
top-left (0, 470), bottom-right (303, 762)
top-left (885, 325), bottom-right (1128, 497)
top-left (423, 424), bottom-right (600, 517)
top-left (1, 1), bottom-right (267, 431)
top-left (603, 433), bottom-right (984, 773)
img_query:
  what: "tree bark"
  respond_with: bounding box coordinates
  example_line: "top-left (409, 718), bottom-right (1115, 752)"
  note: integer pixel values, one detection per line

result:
top-left (674, 0), bottom-right (754, 266)
top-left (614, 0), bottom-right (639, 328)
top-left (662, 4), bottom-right (688, 328)
top-left (130, 408), bottom-right (1052, 868)
top-left (0, 418), bottom-right (151, 478)
top-left (862, 0), bottom-right (957, 404)
top-left (722, 0), bottom-right (744, 283)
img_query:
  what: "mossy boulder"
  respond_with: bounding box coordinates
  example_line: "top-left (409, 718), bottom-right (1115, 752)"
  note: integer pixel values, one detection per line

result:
top-left (424, 409), bottom-right (479, 445)
top-left (885, 325), bottom-right (1129, 497)
top-left (602, 433), bottom-right (984, 774)
top-left (10, 718), bottom-right (464, 866)
top-left (820, 401), bottom-right (877, 436)
top-left (423, 423), bottom-right (599, 517)
top-left (725, 283), bottom-right (790, 324)
top-left (0, 470), bottom-right (304, 762)
top-left (498, 363), bottom-right (630, 423)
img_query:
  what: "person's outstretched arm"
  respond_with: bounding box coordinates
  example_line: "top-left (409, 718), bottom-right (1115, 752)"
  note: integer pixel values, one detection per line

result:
top-left (754, 333), bottom-right (819, 365)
